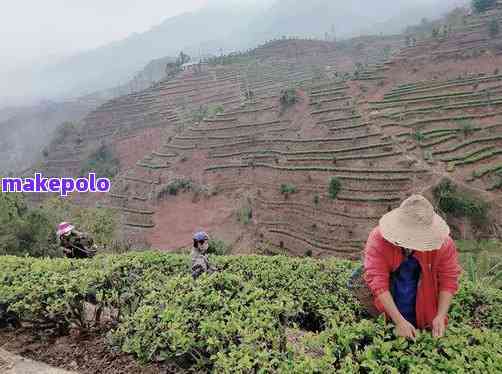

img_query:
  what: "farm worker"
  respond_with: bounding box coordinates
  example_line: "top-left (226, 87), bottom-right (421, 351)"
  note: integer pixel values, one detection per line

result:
top-left (57, 222), bottom-right (98, 259)
top-left (352, 195), bottom-right (461, 339)
top-left (191, 231), bottom-right (217, 279)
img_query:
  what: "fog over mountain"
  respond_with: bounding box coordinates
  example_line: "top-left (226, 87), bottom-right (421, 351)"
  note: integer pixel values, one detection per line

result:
top-left (1, 0), bottom-right (467, 107)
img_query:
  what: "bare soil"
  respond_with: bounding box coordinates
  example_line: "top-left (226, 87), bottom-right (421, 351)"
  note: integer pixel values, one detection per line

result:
top-left (0, 328), bottom-right (177, 374)
top-left (148, 192), bottom-right (245, 252)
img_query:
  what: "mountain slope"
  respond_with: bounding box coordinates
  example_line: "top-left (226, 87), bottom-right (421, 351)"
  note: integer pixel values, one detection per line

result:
top-left (2, 0), bottom-right (467, 104)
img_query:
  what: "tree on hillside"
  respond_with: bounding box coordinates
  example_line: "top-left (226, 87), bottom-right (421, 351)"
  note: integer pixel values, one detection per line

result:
top-left (0, 193), bottom-right (58, 257)
top-left (328, 177), bottom-right (341, 200)
top-left (176, 51), bottom-right (191, 66)
top-left (472, 0), bottom-right (496, 13)
top-left (489, 18), bottom-right (500, 37)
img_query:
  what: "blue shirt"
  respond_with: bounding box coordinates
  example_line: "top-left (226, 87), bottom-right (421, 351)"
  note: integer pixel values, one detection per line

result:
top-left (390, 249), bottom-right (421, 327)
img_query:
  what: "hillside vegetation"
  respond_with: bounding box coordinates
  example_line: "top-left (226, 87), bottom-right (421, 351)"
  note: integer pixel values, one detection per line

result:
top-left (26, 3), bottom-right (502, 255)
top-left (1, 253), bottom-right (501, 372)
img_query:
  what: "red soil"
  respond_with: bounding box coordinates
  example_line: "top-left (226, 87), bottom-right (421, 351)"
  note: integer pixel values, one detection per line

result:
top-left (113, 128), bottom-right (163, 171)
top-left (0, 328), bottom-right (172, 374)
top-left (148, 192), bottom-right (244, 251)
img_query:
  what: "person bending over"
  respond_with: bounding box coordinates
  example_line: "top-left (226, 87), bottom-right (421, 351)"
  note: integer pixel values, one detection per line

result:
top-left (57, 222), bottom-right (98, 259)
top-left (350, 195), bottom-right (461, 339)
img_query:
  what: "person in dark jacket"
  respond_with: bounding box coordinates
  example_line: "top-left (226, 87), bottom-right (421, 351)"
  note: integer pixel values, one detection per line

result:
top-left (191, 231), bottom-right (217, 279)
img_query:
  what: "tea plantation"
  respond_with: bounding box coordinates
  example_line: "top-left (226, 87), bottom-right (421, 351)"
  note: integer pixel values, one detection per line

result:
top-left (1, 253), bottom-right (501, 373)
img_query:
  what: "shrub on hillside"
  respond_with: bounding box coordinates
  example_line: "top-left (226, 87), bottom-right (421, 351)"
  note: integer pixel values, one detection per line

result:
top-left (462, 251), bottom-right (502, 288)
top-left (192, 105), bottom-right (208, 123)
top-left (280, 183), bottom-right (297, 199)
top-left (0, 193), bottom-right (59, 257)
top-left (313, 193), bottom-right (320, 206)
top-left (489, 18), bottom-right (500, 37)
top-left (237, 205), bottom-right (252, 225)
top-left (176, 51), bottom-right (191, 66)
top-left (157, 178), bottom-right (193, 199)
top-left (433, 180), bottom-right (489, 229)
top-left (280, 87), bottom-right (298, 110)
top-left (328, 177), bottom-right (342, 200)
top-left (472, 0), bottom-right (496, 13)
top-left (208, 104), bottom-right (224, 117)
top-left (50, 121), bottom-right (78, 148)
top-left (80, 144), bottom-right (120, 179)
top-left (207, 238), bottom-right (230, 255)
top-left (413, 130), bottom-right (425, 142)
top-left (459, 120), bottom-right (475, 137)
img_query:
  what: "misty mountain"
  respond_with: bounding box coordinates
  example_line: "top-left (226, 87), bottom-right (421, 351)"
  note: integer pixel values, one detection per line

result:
top-left (3, 0), bottom-right (467, 104)
top-left (0, 100), bottom-right (99, 175)
top-left (244, 0), bottom-right (468, 41)
top-left (21, 4), bottom-right (263, 101)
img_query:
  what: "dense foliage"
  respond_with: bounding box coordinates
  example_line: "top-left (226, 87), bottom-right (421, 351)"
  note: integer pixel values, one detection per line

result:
top-left (1, 253), bottom-right (501, 372)
top-left (280, 183), bottom-right (298, 200)
top-left (157, 178), bottom-right (193, 198)
top-left (472, 0), bottom-right (496, 13)
top-left (207, 238), bottom-right (231, 256)
top-left (433, 180), bottom-right (489, 229)
top-left (280, 87), bottom-right (298, 109)
top-left (328, 177), bottom-right (342, 200)
top-left (0, 194), bottom-right (117, 257)
top-left (50, 121), bottom-right (78, 148)
top-left (80, 144), bottom-right (120, 179)
top-left (489, 18), bottom-right (500, 37)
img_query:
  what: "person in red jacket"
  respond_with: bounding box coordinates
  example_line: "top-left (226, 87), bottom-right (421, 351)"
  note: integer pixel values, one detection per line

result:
top-left (358, 194), bottom-right (462, 339)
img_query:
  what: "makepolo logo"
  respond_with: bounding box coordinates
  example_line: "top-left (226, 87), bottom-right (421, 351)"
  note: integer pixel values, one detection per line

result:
top-left (1, 173), bottom-right (111, 197)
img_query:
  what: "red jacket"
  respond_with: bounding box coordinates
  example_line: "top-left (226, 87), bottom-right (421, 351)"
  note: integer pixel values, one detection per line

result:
top-left (363, 227), bottom-right (462, 329)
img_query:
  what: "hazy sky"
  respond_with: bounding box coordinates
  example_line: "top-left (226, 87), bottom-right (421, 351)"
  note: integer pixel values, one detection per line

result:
top-left (0, 0), bottom-right (461, 74)
top-left (0, 0), bottom-right (208, 71)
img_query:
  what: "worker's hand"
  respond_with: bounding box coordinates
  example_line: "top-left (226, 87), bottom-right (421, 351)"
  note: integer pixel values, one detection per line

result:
top-left (395, 319), bottom-right (417, 340)
top-left (432, 314), bottom-right (446, 338)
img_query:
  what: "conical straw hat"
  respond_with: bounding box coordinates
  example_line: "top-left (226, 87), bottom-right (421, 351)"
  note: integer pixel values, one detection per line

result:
top-left (379, 194), bottom-right (450, 251)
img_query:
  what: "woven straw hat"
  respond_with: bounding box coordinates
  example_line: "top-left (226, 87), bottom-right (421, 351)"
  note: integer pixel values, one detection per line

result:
top-left (379, 194), bottom-right (450, 251)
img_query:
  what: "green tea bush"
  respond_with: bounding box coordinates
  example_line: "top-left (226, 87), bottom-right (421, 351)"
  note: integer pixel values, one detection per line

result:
top-left (157, 178), bottom-right (193, 198)
top-left (1, 254), bottom-right (501, 372)
top-left (462, 252), bottom-right (502, 289)
top-left (208, 104), bottom-right (224, 117)
top-left (40, 197), bottom-right (117, 250)
top-left (472, 0), bottom-right (496, 13)
top-left (49, 121), bottom-right (78, 148)
top-left (237, 206), bottom-right (253, 225)
top-left (280, 87), bottom-right (298, 109)
top-left (488, 18), bottom-right (500, 38)
top-left (433, 180), bottom-right (489, 229)
top-left (328, 177), bottom-right (342, 200)
top-left (0, 194), bottom-right (117, 257)
top-left (207, 238), bottom-right (230, 256)
top-left (280, 183), bottom-right (298, 199)
top-left (192, 105), bottom-right (209, 123)
top-left (80, 144), bottom-right (120, 179)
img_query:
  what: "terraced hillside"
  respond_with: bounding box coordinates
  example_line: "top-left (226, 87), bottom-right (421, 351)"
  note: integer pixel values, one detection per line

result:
top-left (31, 37), bottom-right (401, 251)
top-left (34, 18), bottom-right (502, 255)
top-left (370, 73), bottom-right (502, 191)
top-left (397, 3), bottom-right (502, 61)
